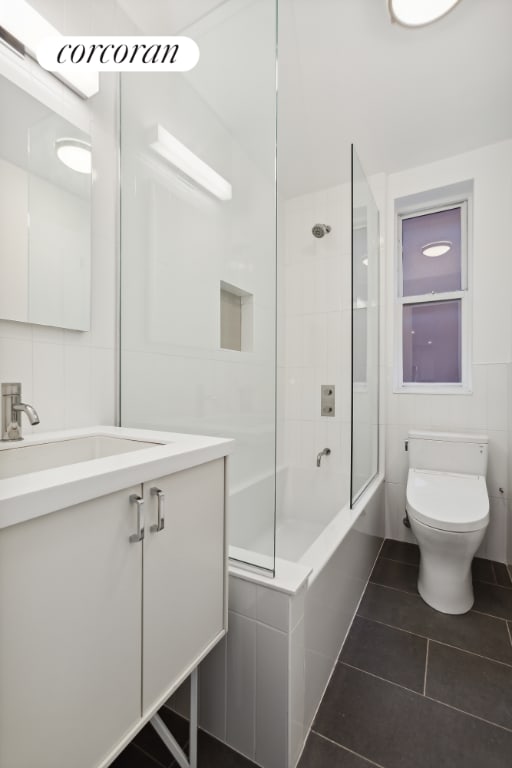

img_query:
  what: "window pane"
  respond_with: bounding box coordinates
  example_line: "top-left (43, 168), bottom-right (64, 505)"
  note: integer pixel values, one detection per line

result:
top-left (403, 300), bottom-right (461, 383)
top-left (402, 207), bottom-right (461, 296)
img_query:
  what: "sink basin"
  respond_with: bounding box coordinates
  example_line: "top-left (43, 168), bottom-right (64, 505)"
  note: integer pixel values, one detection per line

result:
top-left (0, 435), bottom-right (162, 479)
top-left (0, 426), bottom-right (233, 531)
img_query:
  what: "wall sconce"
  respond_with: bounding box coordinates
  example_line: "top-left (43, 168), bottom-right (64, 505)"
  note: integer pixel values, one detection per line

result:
top-left (0, 0), bottom-right (99, 98)
top-left (149, 124), bottom-right (232, 201)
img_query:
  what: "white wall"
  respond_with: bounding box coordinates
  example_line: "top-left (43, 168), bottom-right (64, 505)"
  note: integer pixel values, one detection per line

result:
top-left (0, 73), bottom-right (119, 432)
top-left (383, 140), bottom-right (512, 563)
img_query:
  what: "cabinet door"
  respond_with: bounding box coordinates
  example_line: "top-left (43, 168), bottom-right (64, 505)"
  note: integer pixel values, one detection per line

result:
top-left (0, 486), bottom-right (143, 768)
top-left (143, 458), bottom-right (225, 712)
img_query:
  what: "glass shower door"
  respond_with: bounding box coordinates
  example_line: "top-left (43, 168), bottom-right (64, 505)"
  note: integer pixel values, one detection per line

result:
top-left (119, 0), bottom-right (278, 574)
top-left (351, 145), bottom-right (379, 503)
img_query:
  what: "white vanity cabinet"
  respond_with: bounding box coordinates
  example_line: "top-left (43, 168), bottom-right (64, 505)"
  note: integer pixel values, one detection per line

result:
top-left (0, 449), bottom-right (228, 768)
top-left (143, 459), bottom-right (225, 713)
top-left (0, 483), bottom-right (144, 768)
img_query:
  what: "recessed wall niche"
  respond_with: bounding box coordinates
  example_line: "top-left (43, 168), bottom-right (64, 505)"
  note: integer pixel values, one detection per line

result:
top-left (220, 281), bottom-right (253, 352)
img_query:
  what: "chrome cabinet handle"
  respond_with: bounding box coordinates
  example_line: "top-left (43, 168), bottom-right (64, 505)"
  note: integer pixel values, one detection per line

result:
top-left (150, 487), bottom-right (165, 532)
top-left (129, 494), bottom-right (145, 542)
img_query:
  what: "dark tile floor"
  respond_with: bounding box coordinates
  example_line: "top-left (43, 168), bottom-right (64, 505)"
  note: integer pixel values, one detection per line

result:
top-left (111, 707), bottom-right (258, 768)
top-left (112, 539), bottom-right (512, 768)
top-left (299, 538), bottom-right (512, 768)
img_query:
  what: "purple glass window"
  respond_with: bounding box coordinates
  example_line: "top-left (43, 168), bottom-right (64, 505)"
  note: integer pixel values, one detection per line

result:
top-left (402, 207), bottom-right (461, 297)
top-left (403, 300), bottom-right (461, 383)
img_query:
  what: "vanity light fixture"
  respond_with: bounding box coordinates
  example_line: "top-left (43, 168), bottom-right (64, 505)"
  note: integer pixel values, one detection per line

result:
top-left (55, 138), bottom-right (92, 174)
top-left (0, 0), bottom-right (99, 98)
top-left (422, 241), bottom-right (452, 258)
top-left (149, 124), bottom-right (232, 201)
top-left (388, 0), bottom-right (462, 28)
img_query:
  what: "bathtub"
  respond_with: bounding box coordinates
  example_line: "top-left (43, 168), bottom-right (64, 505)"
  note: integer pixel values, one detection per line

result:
top-left (172, 473), bottom-right (385, 768)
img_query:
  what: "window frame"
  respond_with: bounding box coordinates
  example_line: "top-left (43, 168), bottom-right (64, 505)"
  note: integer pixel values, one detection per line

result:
top-left (394, 197), bottom-right (472, 394)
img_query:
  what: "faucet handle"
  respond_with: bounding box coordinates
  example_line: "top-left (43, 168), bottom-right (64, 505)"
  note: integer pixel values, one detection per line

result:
top-left (1, 382), bottom-right (21, 397)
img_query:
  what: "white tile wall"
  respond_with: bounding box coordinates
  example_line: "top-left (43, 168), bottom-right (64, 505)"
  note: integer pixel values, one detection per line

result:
top-left (255, 623), bottom-right (288, 768)
top-left (281, 184), bottom-right (352, 526)
top-left (383, 141), bottom-right (512, 562)
top-left (226, 611), bottom-right (256, 758)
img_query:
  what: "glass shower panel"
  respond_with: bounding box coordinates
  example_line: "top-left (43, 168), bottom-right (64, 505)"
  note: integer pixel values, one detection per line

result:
top-left (120, 0), bottom-right (277, 574)
top-left (351, 146), bottom-right (379, 503)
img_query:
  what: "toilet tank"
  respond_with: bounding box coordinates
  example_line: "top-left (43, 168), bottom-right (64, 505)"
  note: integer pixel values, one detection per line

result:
top-left (408, 430), bottom-right (488, 476)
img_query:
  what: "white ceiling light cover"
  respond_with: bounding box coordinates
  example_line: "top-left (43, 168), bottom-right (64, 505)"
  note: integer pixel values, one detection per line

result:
top-left (422, 241), bottom-right (452, 258)
top-left (55, 138), bottom-right (92, 174)
top-left (388, 0), bottom-right (462, 27)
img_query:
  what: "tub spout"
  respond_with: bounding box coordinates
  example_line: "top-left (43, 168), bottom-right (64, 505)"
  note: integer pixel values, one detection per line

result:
top-left (316, 447), bottom-right (331, 467)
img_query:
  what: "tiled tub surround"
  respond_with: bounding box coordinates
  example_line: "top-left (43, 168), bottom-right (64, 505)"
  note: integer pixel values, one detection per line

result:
top-left (299, 539), bottom-right (512, 768)
top-left (187, 477), bottom-right (385, 768)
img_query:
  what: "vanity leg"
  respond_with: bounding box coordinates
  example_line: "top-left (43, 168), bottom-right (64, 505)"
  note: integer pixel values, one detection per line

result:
top-left (150, 667), bottom-right (199, 768)
top-left (190, 668), bottom-right (198, 768)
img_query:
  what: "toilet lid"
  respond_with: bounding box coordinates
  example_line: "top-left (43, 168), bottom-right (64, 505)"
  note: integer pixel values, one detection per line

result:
top-left (406, 469), bottom-right (489, 532)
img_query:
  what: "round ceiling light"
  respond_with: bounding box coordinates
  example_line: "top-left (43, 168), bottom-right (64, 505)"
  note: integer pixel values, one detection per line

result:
top-left (422, 241), bottom-right (452, 257)
top-left (55, 138), bottom-right (92, 174)
top-left (388, 0), bottom-right (463, 28)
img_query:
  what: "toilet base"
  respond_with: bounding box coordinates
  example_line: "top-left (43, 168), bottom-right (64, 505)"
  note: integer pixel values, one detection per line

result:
top-left (409, 515), bottom-right (487, 615)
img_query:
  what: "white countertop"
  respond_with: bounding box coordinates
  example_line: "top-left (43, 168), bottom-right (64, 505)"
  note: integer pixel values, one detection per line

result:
top-left (0, 426), bottom-right (234, 530)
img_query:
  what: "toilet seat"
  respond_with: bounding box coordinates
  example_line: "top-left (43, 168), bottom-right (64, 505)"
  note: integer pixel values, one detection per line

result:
top-left (406, 468), bottom-right (489, 533)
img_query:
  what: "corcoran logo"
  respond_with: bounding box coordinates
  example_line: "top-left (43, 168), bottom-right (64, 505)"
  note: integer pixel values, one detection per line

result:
top-left (37, 36), bottom-right (200, 73)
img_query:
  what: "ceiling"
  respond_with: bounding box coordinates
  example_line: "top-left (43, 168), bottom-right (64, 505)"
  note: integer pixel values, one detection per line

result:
top-left (118, 0), bottom-right (512, 198)
top-left (278, 0), bottom-right (512, 196)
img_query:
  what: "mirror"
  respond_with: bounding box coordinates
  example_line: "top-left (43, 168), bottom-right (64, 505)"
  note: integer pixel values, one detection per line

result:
top-left (0, 74), bottom-right (91, 331)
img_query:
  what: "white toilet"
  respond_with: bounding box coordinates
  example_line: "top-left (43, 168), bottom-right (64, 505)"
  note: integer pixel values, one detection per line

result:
top-left (406, 430), bottom-right (489, 615)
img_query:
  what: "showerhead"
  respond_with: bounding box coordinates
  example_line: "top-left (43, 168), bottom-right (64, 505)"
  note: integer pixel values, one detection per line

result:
top-left (312, 223), bottom-right (331, 239)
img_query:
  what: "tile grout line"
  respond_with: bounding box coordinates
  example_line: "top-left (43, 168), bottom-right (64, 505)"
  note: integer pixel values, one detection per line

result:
top-left (369, 579), bottom-right (512, 623)
top-left (339, 661), bottom-right (512, 734)
top-left (423, 638), bottom-right (429, 696)
top-left (379, 551), bottom-right (512, 590)
top-left (472, 607), bottom-right (512, 621)
top-left (355, 613), bottom-right (512, 668)
top-left (378, 554), bottom-right (420, 567)
top-left (507, 621), bottom-right (512, 649)
top-left (378, 558), bottom-right (511, 591)
top-left (340, 661), bottom-right (426, 697)
top-left (368, 579), bottom-right (419, 599)
top-left (132, 742), bottom-right (169, 768)
top-left (424, 693), bottom-right (512, 734)
top-left (310, 730), bottom-right (386, 768)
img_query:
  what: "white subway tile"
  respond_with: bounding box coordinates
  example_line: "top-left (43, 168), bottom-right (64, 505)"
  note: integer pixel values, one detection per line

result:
top-left (229, 576), bottom-right (258, 620)
top-left (255, 624), bottom-right (288, 768)
top-left (256, 585), bottom-right (290, 632)
top-left (487, 363), bottom-right (508, 432)
top-left (226, 612), bottom-right (256, 760)
top-left (32, 342), bottom-right (65, 432)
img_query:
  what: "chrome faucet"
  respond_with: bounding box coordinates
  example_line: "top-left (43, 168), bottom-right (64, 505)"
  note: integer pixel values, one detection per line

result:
top-left (1, 383), bottom-right (40, 441)
top-left (316, 447), bottom-right (331, 467)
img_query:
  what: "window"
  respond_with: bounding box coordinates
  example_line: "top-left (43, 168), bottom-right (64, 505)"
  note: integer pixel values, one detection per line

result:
top-left (396, 199), bottom-right (470, 391)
